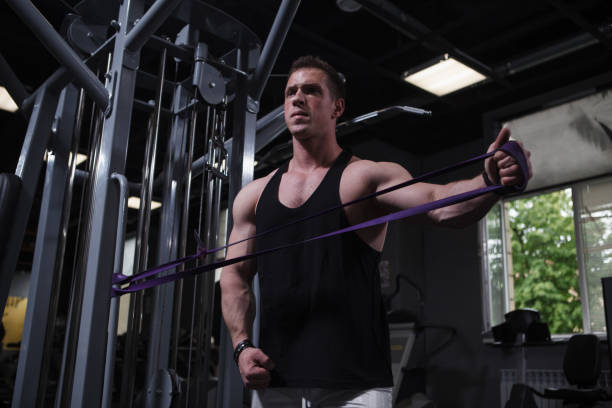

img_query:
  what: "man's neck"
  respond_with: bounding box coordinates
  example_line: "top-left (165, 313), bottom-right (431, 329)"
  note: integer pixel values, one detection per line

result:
top-left (290, 133), bottom-right (342, 172)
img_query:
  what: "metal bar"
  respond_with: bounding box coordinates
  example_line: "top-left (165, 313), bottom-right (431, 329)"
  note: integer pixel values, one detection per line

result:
top-left (144, 84), bottom-right (191, 408)
top-left (5, 0), bottom-right (110, 111)
top-left (0, 86), bottom-right (58, 322)
top-left (21, 34), bottom-right (116, 115)
top-left (0, 52), bottom-right (29, 108)
top-left (194, 108), bottom-right (222, 408)
top-left (200, 109), bottom-right (226, 408)
top-left (125, 0), bottom-right (185, 52)
top-left (572, 185), bottom-right (592, 332)
top-left (102, 173), bottom-right (129, 408)
top-left (39, 87), bottom-right (85, 405)
top-left (149, 34), bottom-right (193, 62)
top-left (249, 0), bottom-right (301, 101)
top-left (68, 0), bottom-right (143, 403)
top-left (145, 90), bottom-right (196, 408)
top-left (500, 32), bottom-right (599, 75)
top-left (38, 86), bottom-right (81, 407)
top-left (137, 69), bottom-right (176, 95)
top-left (255, 105), bottom-right (286, 153)
top-left (336, 105), bottom-right (432, 137)
top-left (60, 98), bottom-right (107, 408)
top-left (12, 87), bottom-right (77, 408)
top-left (56, 101), bottom-right (105, 408)
top-left (187, 106), bottom-right (214, 408)
top-left (121, 46), bottom-right (167, 408)
top-left (163, 85), bottom-right (192, 373)
top-left (217, 46), bottom-right (259, 408)
top-left (190, 137), bottom-right (232, 179)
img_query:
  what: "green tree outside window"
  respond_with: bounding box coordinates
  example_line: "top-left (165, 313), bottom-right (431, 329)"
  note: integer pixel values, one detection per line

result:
top-left (508, 189), bottom-right (583, 334)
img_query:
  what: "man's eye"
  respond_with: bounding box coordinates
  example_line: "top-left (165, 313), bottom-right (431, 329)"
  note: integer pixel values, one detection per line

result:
top-left (306, 86), bottom-right (322, 95)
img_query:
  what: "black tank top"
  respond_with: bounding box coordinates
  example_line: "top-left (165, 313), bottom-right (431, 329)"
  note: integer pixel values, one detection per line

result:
top-left (255, 150), bottom-right (393, 389)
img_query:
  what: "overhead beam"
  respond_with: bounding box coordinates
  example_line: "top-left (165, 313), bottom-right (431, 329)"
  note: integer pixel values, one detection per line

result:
top-left (250, 0), bottom-right (301, 101)
top-left (20, 34), bottom-right (115, 115)
top-left (5, 0), bottom-right (110, 111)
top-left (124, 0), bottom-right (185, 52)
top-left (544, 0), bottom-right (612, 53)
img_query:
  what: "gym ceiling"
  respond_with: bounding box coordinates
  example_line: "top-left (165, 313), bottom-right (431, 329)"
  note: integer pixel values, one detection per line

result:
top-left (1, 0), bottom-right (611, 167)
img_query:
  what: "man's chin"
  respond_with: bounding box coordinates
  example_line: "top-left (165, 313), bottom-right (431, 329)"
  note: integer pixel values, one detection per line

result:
top-left (289, 125), bottom-right (311, 138)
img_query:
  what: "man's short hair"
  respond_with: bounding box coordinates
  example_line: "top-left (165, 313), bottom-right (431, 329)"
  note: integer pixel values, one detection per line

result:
top-left (288, 56), bottom-right (346, 100)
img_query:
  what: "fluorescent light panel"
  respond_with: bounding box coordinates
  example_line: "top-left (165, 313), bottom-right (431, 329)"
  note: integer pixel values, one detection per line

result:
top-left (402, 57), bottom-right (486, 96)
top-left (128, 196), bottom-right (162, 210)
top-left (0, 86), bottom-right (18, 112)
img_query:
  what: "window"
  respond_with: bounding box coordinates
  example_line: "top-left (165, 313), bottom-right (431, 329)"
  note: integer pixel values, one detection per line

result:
top-left (574, 177), bottom-right (612, 332)
top-left (482, 85), bottom-right (612, 336)
top-left (482, 177), bottom-right (612, 335)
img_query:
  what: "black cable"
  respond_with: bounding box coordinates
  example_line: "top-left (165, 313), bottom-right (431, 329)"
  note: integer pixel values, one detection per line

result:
top-left (389, 274), bottom-right (423, 301)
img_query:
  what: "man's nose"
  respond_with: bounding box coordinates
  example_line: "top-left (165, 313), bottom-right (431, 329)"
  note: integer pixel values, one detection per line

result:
top-left (292, 89), bottom-right (305, 105)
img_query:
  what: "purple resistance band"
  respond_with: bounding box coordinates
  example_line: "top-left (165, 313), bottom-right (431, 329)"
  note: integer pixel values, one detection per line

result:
top-left (111, 141), bottom-right (528, 296)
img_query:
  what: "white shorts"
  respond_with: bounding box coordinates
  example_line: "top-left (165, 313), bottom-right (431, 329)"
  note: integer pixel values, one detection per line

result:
top-left (252, 387), bottom-right (392, 408)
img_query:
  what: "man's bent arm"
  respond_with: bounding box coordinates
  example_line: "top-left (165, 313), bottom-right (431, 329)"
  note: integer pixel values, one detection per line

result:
top-left (220, 179), bottom-right (276, 389)
top-left (220, 186), bottom-right (258, 348)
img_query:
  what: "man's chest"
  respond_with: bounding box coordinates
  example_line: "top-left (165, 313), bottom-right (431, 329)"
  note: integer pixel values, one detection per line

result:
top-left (278, 170), bottom-right (328, 208)
top-left (277, 166), bottom-right (373, 212)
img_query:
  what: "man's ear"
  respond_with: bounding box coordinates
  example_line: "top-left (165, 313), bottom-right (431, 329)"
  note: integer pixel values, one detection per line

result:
top-left (332, 98), bottom-right (345, 119)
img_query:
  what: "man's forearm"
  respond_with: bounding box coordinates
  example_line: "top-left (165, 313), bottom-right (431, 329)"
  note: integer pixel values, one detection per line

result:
top-left (220, 270), bottom-right (255, 348)
top-left (429, 173), bottom-right (500, 227)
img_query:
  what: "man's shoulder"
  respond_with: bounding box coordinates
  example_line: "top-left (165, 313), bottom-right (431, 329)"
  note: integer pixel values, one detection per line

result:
top-left (233, 169), bottom-right (279, 212)
top-left (246, 170), bottom-right (275, 190)
top-left (341, 157), bottom-right (412, 201)
top-left (344, 156), bottom-right (406, 180)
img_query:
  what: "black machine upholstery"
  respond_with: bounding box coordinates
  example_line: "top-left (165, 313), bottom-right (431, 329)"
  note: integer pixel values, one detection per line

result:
top-left (564, 334), bottom-right (601, 387)
top-left (0, 173), bottom-right (22, 253)
top-left (543, 334), bottom-right (610, 405)
top-left (506, 334), bottom-right (611, 408)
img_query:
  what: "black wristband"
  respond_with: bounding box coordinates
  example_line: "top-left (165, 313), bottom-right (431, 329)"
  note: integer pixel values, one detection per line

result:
top-left (233, 339), bottom-right (254, 365)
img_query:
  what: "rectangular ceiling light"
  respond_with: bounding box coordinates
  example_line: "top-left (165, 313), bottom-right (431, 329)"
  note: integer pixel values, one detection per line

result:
top-left (128, 196), bottom-right (162, 210)
top-left (0, 86), bottom-right (19, 112)
top-left (402, 55), bottom-right (487, 96)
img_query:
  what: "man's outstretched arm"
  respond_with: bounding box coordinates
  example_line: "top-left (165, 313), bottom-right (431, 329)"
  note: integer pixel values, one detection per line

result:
top-left (220, 181), bottom-right (275, 389)
top-left (369, 128), bottom-right (532, 227)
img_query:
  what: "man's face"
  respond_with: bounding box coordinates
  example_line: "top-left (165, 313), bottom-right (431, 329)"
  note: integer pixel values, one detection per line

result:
top-left (284, 68), bottom-right (344, 139)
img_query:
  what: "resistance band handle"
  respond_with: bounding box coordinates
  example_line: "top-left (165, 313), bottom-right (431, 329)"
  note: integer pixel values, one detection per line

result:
top-left (496, 140), bottom-right (529, 194)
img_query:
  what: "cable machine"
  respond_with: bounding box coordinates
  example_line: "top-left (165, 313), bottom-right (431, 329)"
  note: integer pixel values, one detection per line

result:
top-left (0, 0), bottom-right (300, 406)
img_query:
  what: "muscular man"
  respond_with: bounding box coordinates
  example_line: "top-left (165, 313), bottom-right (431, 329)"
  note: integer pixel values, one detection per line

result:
top-left (220, 56), bottom-right (531, 407)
